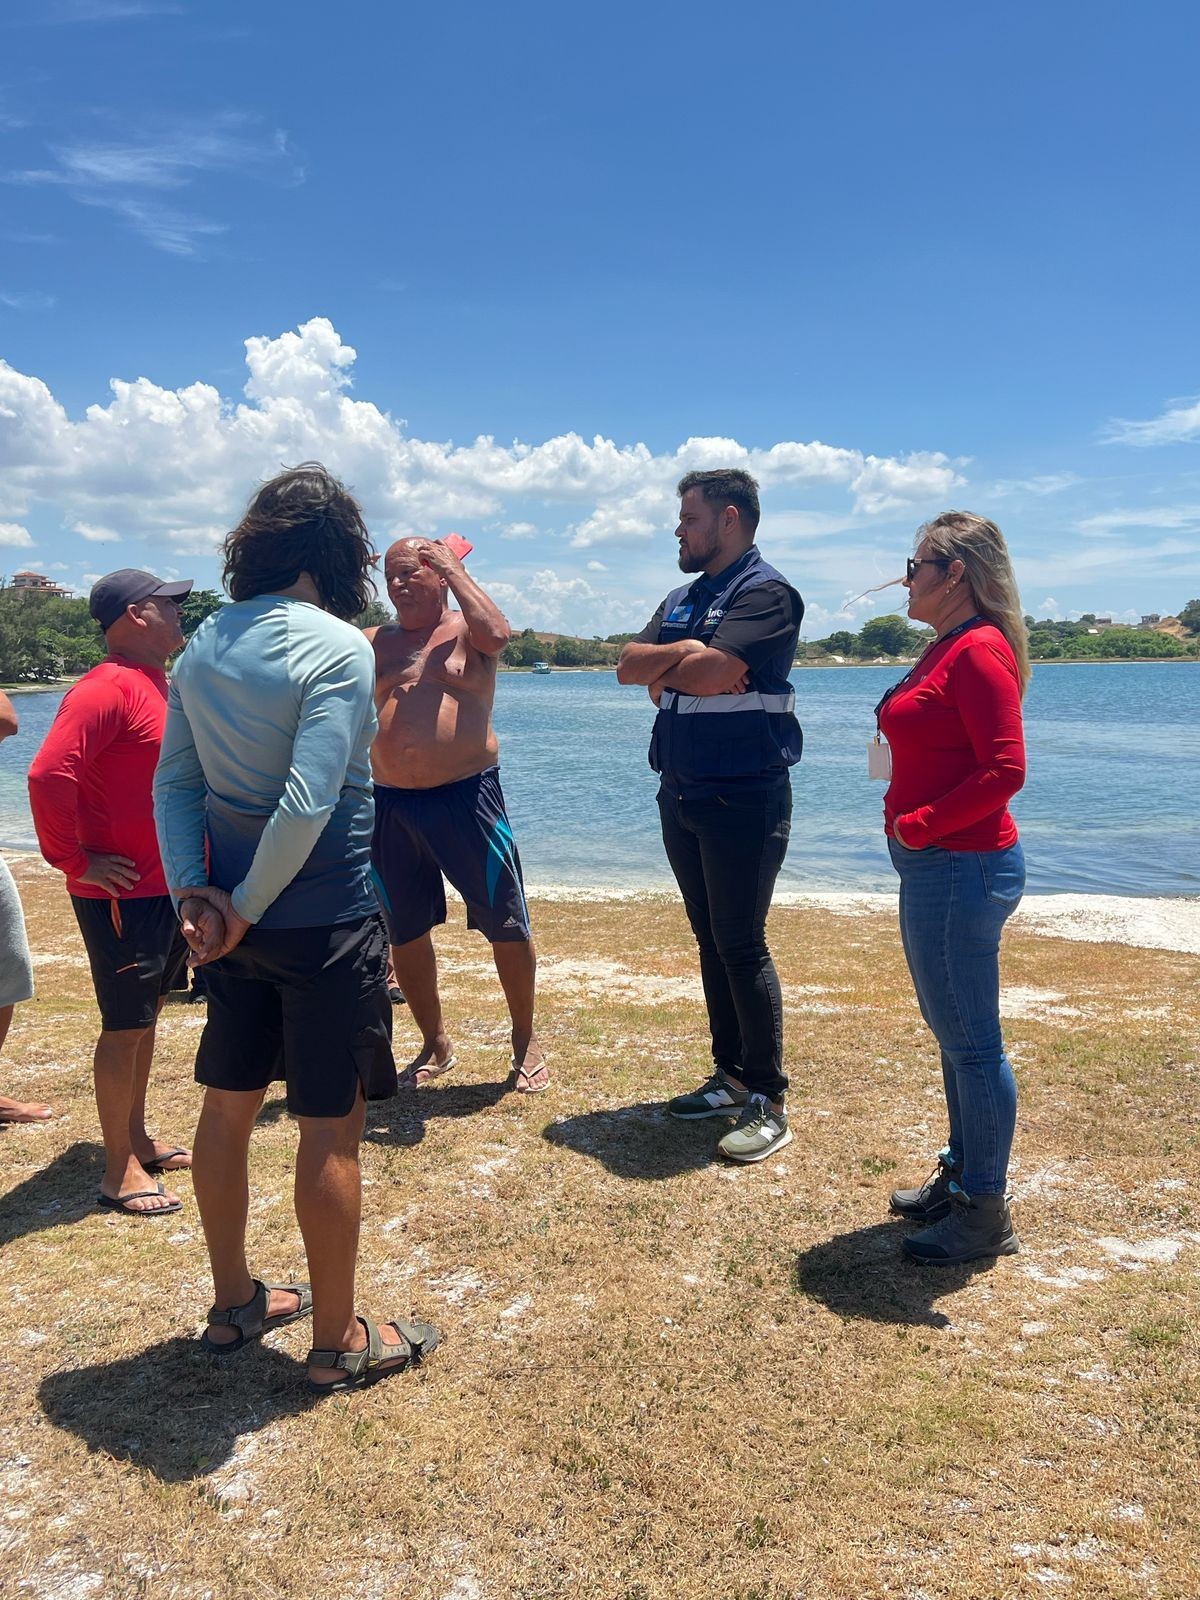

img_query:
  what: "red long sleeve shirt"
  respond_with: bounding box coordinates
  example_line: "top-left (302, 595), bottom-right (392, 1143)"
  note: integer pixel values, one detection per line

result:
top-left (27, 656), bottom-right (170, 899)
top-left (879, 623), bottom-right (1026, 852)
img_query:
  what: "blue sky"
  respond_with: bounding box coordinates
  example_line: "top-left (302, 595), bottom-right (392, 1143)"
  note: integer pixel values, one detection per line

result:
top-left (2, 0), bottom-right (1199, 637)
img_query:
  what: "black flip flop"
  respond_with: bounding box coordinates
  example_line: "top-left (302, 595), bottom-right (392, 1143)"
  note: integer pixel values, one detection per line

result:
top-left (96, 1182), bottom-right (183, 1217)
top-left (143, 1146), bottom-right (191, 1175)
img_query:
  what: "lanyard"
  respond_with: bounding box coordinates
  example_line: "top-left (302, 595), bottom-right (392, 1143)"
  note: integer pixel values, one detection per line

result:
top-left (873, 615), bottom-right (986, 728)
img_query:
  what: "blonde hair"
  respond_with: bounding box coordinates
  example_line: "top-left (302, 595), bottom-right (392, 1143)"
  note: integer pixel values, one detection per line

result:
top-left (918, 510), bottom-right (1031, 695)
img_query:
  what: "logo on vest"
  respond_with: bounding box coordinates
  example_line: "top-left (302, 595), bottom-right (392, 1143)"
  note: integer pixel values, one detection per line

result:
top-left (704, 607), bottom-right (725, 625)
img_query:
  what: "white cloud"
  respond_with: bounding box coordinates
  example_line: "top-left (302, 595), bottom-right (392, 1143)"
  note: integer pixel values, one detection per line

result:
top-left (6, 114), bottom-right (303, 257)
top-left (1103, 395), bottom-right (1200, 447)
top-left (1036, 597), bottom-right (1061, 615)
top-left (992, 472), bottom-right (1079, 497)
top-left (0, 522), bottom-right (34, 547)
top-left (499, 521), bottom-right (537, 540)
top-left (0, 289), bottom-right (55, 311)
top-left (586, 559), bottom-right (607, 571)
top-left (72, 520), bottom-right (121, 542)
top-left (1077, 505), bottom-right (1200, 534)
top-left (0, 318), bottom-right (969, 570)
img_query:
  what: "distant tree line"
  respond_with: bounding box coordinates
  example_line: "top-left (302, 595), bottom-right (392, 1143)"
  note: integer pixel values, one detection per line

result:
top-left (1022, 611), bottom-right (1198, 660)
top-left (809, 606), bottom-right (1200, 663)
top-left (809, 614), bottom-right (933, 660)
top-left (501, 628), bottom-right (625, 668)
top-left (2, 587), bottom-right (1197, 683)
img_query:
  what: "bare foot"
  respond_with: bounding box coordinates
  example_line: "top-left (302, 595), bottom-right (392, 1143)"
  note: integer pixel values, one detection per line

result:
top-left (0, 1096), bottom-right (53, 1124)
top-left (135, 1139), bottom-right (192, 1172)
top-left (404, 1039), bottom-right (456, 1088)
top-left (100, 1157), bottom-right (181, 1213)
top-left (511, 1038), bottom-right (549, 1093)
top-left (204, 1286), bottom-right (306, 1348)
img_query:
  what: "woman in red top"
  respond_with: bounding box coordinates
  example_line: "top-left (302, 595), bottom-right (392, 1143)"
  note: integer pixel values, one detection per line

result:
top-left (877, 511), bottom-right (1029, 1266)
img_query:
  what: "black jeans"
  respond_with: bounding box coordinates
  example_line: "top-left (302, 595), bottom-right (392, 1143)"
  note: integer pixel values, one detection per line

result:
top-left (657, 781), bottom-right (792, 1102)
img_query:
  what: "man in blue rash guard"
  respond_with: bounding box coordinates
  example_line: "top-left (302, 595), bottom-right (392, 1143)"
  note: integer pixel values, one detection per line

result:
top-left (155, 464), bottom-right (440, 1394)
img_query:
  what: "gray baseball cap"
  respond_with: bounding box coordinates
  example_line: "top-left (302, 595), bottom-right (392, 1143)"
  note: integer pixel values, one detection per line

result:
top-left (89, 568), bottom-right (194, 631)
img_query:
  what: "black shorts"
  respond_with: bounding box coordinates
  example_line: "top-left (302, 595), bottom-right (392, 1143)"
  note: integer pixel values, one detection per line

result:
top-left (194, 914), bottom-right (396, 1119)
top-left (70, 894), bottom-right (189, 1032)
top-left (371, 768), bottom-right (532, 946)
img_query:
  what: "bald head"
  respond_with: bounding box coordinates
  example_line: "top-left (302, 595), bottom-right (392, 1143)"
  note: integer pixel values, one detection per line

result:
top-left (384, 537), bottom-right (447, 626)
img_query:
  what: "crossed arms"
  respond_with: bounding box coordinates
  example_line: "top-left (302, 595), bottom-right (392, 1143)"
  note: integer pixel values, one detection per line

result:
top-left (616, 637), bottom-right (749, 701)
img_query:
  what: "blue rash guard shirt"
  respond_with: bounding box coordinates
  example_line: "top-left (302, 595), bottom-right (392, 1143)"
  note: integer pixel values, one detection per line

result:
top-left (153, 595), bottom-right (378, 930)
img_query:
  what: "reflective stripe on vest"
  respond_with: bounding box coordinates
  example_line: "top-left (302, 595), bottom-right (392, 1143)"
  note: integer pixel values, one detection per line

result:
top-left (659, 689), bottom-right (796, 716)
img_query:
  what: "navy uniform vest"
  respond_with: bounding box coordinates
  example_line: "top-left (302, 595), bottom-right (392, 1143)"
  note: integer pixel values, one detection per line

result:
top-left (648, 547), bottom-right (803, 790)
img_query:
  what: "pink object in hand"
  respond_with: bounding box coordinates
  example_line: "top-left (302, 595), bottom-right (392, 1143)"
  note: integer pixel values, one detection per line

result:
top-left (442, 533), bottom-right (472, 560)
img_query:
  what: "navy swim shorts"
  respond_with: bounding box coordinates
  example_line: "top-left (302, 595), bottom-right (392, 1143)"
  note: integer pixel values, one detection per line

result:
top-left (371, 767), bottom-right (531, 946)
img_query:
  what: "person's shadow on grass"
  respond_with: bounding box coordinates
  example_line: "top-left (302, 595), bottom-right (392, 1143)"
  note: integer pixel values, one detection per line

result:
top-left (542, 1102), bottom-right (720, 1180)
top-left (253, 1076), bottom-right (511, 1148)
top-left (793, 1221), bottom-right (999, 1329)
top-left (0, 1140), bottom-right (109, 1248)
top-left (362, 1077), bottom-right (511, 1149)
top-left (39, 1336), bottom-right (319, 1482)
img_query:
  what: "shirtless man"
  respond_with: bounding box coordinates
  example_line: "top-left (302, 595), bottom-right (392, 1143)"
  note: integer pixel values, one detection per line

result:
top-left (366, 538), bottom-right (547, 1092)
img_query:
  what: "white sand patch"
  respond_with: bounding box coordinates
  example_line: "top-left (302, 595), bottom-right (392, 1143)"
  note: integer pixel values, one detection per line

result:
top-left (1013, 893), bottom-right (1200, 954)
top-left (533, 957), bottom-right (704, 1004)
top-left (442, 1578), bottom-right (483, 1600)
top-left (426, 1267), bottom-right (491, 1306)
top-left (29, 952), bottom-right (89, 968)
top-left (1094, 1236), bottom-right (1184, 1267)
top-left (498, 1294), bottom-right (532, 1321)
top-left (1113, 1504), bottom-right (1145, 1521)
top-left (16, 1572), bottom-right (105, 1599)
top-left (1000, 987), bottom-right (1085, 1022)
top-left (1014, 1162), bottom-right (1077, 1199)
top-left (524, 882), bottom-right (1200, 953)
top-left (1021, 1261), bottom-right (1106, 1289)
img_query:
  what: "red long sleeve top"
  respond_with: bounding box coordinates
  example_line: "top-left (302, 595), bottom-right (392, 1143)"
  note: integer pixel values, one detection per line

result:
top-left (27, 657), bottom-right (170, 899)
top-left (879, 622), bottom-right (1026, 852)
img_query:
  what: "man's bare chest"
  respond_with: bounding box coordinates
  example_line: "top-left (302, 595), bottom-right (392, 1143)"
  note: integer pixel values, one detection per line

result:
top-left (375, 628), bottom-right (489, 696)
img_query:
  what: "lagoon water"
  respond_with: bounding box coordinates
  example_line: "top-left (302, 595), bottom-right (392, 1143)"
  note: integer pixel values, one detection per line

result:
top-left (2, 661), bottom-right (1197, 897)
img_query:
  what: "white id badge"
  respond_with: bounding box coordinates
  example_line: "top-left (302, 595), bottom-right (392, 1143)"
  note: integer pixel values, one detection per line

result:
top-left (867, 737), bottom-right (892, 781)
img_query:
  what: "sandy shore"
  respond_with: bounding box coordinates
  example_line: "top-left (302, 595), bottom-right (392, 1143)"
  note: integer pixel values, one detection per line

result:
top-left (6, 849), bottom-right (1196, 956)
top-left (525, 882), bottom-right (1200, 955)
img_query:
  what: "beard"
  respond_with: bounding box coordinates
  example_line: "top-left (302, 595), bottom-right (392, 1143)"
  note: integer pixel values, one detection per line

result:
top-left (677, 538), bottom-right (716, 573)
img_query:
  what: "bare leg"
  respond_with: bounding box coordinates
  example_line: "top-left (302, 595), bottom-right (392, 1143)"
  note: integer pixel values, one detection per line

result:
top-left (193, 1086), bottom-right (299, 1342)
top-left (491, 938), bottom-right (548, 1090)
top-left (128, 996), bottom-right (191, 1171)
top-left (296, 1090), bottom-right (414, 1383)
top-left (94, 1026), bottom-right (179, 1211)
top-left (0, 1003), bottom-right (52, 1122)
top-left (389, 935), bottom-right (453, 1077)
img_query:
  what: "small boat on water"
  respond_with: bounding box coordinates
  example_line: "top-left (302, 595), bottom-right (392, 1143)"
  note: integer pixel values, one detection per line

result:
top-left (531, 660), bottom-right (551, 675)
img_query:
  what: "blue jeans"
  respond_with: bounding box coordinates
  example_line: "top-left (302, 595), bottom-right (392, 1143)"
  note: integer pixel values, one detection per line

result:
top-left (888, 837), bottom-right (1025, 1195)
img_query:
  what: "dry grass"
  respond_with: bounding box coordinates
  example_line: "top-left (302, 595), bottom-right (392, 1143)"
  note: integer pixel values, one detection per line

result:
top-left (1, 853), bottom-right (1197, 1600)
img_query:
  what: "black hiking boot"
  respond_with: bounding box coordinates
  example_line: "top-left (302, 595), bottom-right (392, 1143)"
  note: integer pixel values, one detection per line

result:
top-left (902, 1183), bottom-right (1019, 1265)
top-left (889, 1149), bottom-right (961, 1223)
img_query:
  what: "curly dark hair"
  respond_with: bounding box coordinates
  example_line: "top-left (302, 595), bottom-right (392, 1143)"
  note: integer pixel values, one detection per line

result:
top-left (676, 468), bottom-right (761, 536)
top-left (222, 463), bottom-right (376, 620)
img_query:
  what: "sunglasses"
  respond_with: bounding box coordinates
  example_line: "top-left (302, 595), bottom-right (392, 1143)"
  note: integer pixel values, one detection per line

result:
top-left (905, 556), bottom-right (951, 582)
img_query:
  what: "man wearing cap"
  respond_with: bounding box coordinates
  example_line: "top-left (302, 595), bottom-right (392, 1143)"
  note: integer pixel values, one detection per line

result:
top-left (29, 567), bottom-right (195, 1215)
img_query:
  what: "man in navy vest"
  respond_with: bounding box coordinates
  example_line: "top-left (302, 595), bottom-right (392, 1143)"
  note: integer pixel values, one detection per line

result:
top-left (617, 469), bottom-right (804, 1163)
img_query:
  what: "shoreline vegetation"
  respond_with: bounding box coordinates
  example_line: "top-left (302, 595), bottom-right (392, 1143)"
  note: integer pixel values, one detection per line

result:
top-left (1, 856), bottom-right (1197, 1597)
top-left (0, 584), bottom-right (1196, 684)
